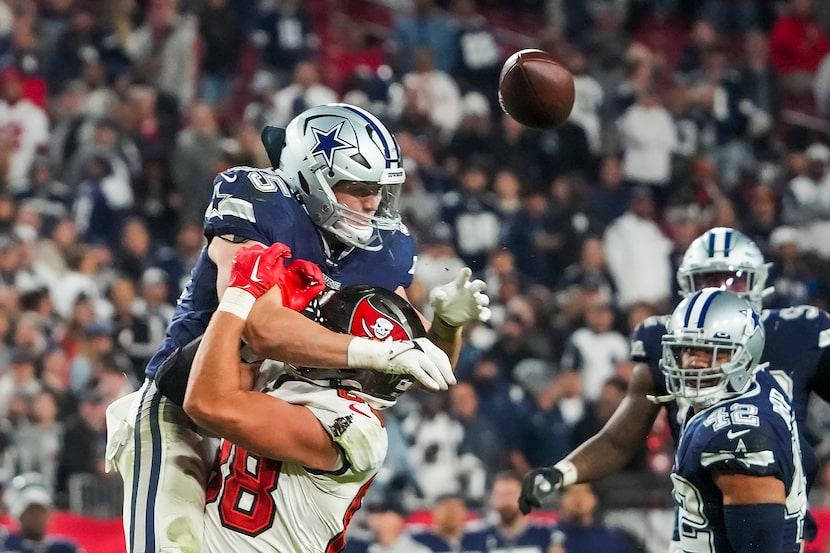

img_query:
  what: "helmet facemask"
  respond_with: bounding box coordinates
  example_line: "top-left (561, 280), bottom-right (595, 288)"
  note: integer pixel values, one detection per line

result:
top-left (661, 337), bottom-right (754, 409)
top-left (279, 104), bottom-right (406, 251)
top-left (660, 288), bottom-right (765, 409)
top-left (676, 227), bottom-right (771, 311)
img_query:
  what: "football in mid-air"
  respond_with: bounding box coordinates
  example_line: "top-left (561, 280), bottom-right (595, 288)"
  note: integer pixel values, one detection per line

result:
top-left (498, 48), bottom-right (575, 129)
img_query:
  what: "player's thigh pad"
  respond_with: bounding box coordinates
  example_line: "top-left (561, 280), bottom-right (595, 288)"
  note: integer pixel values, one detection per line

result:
top-left (122, 380), bottom-right (217, 553)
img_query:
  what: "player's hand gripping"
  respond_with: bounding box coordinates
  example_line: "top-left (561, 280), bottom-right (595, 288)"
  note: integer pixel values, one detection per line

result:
top-left (219, 243), bottom-right (325, 319)
top-left (347, 336), bottom-right (455, 392)
top-left (429, 267), bottom-right (491, 328)
top-left (518, 466), bottom-right (563, 515)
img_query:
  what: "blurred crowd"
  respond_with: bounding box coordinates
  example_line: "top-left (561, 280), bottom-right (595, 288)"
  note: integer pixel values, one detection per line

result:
top-left (0, 0), bottom-right (829, 545)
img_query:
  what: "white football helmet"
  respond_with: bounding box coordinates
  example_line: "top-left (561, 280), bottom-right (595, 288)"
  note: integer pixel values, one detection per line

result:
top-left (279, 103), bottom-right (406, 251)
top-left (676, 227), bottom-right (771, 310)
top-left (661, 288), bottom-right (765, 408)
top-left (287, 285), bottom-right (426, 409)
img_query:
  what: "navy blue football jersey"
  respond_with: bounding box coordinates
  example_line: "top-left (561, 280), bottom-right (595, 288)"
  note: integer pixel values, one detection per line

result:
top-left (411, 529), bottom-right (482, 553)
top-left (672, 370), bottom-right (806, 553)
top-left (631, 306), bottom-right (830, 460)
top-left (462, 523), bottom-right (555, 553)
top-left (144, 166), bottom-right (417, 379)
top-left (0, 533), bottom-right (81, 553)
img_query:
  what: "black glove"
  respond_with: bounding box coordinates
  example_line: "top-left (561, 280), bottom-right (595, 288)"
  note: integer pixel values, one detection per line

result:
top-left (518, 466), bottom-right (563, 515)
top-left (154, 335), bottom-right (204, 406)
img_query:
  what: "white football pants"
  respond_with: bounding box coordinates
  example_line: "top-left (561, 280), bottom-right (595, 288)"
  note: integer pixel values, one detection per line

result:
top-left (106, 379), bottom-right (217, 553)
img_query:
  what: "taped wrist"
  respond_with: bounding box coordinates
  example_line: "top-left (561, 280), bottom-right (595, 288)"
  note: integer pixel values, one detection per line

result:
top-left (553, 459), bottom-right (578, 487)
top-left (346, 337), bottom-right (388, 370)
top-left (217, 287), bottom-right (256, 320)
top-left (429, 316), bottom-right (462, 342)
top-left (723, 503), bottom-right (785, 553)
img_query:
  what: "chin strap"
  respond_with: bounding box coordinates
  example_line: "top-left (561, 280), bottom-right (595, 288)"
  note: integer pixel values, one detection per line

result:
top-left (647, 361), bottom-right (770, 405)
top-left (646, 392), bottom-right (677, 404)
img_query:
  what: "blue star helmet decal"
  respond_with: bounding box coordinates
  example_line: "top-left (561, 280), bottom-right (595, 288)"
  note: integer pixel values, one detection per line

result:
top-left (741, 308), bottom-right (761, 336)
top-left (310, 122), bottom-right (355, 170)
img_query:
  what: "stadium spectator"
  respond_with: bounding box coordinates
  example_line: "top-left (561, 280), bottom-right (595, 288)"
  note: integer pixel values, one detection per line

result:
top-left (552, 482), bottom-right (641, 553)
top-left (55, 388), bottom-right (107, 509)
top-left (389, 0), bottom-right (458, 75)
top-left (196, 0), bottom-right (245, 109)
top-left (561, 299), bottom-right (628, 401)
top-left (343, 500), bottom-right (432, 553)
top-left (566, 48), bottom-right (605, 155)
top-left (1, 473), bottom-right (81, 552)
top-left (782, 142), bottom-right (830, 259)
top-left (769, 0), bottom-right (830, 95)
top-left (508, 361), bottom-right (572, 476)
top-left (440, 160), bottom-right (501, 272)
top-left (269, 60), bottom-right (338, 127)
top-left (450, 0), bottom-right (501, 112)
top-left (125, 0), bottom-right (198, 111)
top-left (0, 350), bottom-right (42, 419)
top-left (10, 389), bottom-right (62, 494)
top-left (449, 381), bottom-right (508, 489)
top-left (252, 0), bottom-right (317, 87)
top-left (466, 471), bottom-right (559, 552)
top-left (602, 186), bottom-right (673, 310)
top-left (616, 87), bottom-right (677, 206)
top-left (170, 101), bottom-right (224, 227)
top-left (412, 494), bottom-right (478, 552)
top-left (0, 64), bottom-right (49, 194)
top-left (765, 225), bottom-right (819, 309)
top-left (402, 391), bottom-right (476, 506)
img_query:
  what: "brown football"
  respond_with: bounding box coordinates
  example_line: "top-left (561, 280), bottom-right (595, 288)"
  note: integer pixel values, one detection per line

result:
top-left (498, 48), bottom-right (575, 129)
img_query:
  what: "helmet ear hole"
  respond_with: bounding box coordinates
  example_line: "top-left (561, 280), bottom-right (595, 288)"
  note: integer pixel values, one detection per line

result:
top-left (298, 172), bottom-right (310, 195)
top-left (351, 153), bottom-right (370, 169)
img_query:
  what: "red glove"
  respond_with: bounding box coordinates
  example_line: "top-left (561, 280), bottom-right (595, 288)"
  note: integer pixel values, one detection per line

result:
top-left (219, 243), bottom-right (325, 319)
top-left (279, 259), bottom-right (325, 311)
top-left (228, 243), bottom-right (293, 299)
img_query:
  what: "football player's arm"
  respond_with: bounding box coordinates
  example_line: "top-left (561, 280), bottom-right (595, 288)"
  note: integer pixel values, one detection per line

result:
top-left (396, 286), bottom-right (463, 367)
top-left (216, 242), bottom-right (454, 391)
top-left (519, 363), bottom-right (660, 513)
top-left (567, 363), bottom-right (662, 479)
top-left (715, 472), bottom-right (786, 553)
top-left (184, 306), bottom-right (341, 470)
top-left (208, 235), bottom-right (266, 299)
top-left (209, 237), bottom-right (378, 370)
top-left (400, 267), bottom-right (491, 367)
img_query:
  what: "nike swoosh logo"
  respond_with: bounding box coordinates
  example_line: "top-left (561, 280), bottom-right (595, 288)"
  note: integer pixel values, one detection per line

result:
top-left (223, 173), bottom-right (237, 182)
top-left (726, 428), bottom-right (751, 440)
top-left (250, 257), bottom-right (263, 283)
top-left (349, 403), bottom-right (370, 418)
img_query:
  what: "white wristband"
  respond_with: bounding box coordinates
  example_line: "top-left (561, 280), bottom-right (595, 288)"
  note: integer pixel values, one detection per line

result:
top-left (346, 337), bottom-right (387, 370)
top-left (553, 459), bottom-right (578, 487)
top-left (217, 287), bottom-right (257, 320)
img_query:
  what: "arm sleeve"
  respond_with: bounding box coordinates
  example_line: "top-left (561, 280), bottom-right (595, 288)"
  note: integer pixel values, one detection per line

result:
top-left (723, 503), bottom-right (785, 553)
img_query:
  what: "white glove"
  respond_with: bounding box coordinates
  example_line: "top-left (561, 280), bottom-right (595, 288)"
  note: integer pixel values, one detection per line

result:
top-left (429, 267), bottom-right (491, 327)
top-left (347, 336), bottom-right (456, 391)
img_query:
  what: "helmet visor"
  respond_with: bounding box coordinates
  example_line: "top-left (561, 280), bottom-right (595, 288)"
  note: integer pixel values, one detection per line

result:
top-left (691, 270), bottom-right (749, 293)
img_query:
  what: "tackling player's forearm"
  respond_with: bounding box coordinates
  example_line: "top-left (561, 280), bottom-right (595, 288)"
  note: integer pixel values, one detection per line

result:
top-left (244, 288), bottom-right (355, 367)
top-left (184, 311), bottom-right (249, 431)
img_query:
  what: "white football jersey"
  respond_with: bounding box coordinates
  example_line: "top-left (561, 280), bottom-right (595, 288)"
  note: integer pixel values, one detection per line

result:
top-left (0, 98), bottom-right (49, 192)
top-left (202, 374), bottom-right (389, 553)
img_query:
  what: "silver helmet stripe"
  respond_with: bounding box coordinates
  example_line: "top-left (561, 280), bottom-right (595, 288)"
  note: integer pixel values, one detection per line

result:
top-left (684, 288), bottom-right (723, 328)
top-left (707, 228), bottom-right (733, 258)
